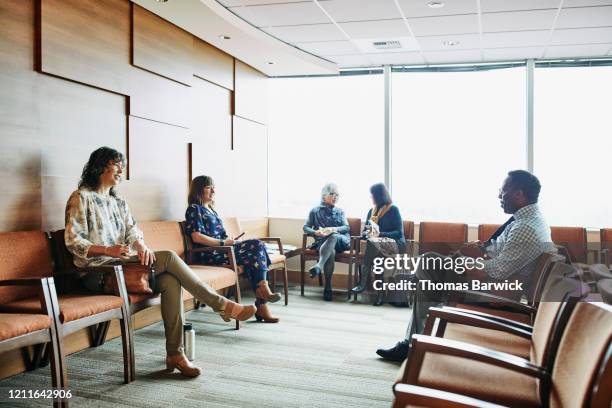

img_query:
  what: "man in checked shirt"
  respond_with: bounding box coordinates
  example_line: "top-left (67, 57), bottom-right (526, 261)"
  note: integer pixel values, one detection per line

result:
top-left (376, 170), bottom-right (557, 362)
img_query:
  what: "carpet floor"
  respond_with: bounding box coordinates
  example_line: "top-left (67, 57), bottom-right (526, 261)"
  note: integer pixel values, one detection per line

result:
top-left (0, 287), bottom-right (409, 407)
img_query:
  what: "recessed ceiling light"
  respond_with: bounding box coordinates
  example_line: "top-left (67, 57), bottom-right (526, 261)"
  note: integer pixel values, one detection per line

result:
top-left (428, 1), bottom-right (444, 8)
top-left (267, 61), bottom-right (274, 65)
top-left (218, 35), bottom-right (231, 40)
top-left (443, 40), bottom-right (460, 46)
top-left (155, 0), bottom-right (168, 3)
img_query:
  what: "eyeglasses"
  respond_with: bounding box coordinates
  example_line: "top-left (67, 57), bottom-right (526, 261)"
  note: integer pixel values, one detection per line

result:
top-left (328, 193), bottom-right (340, 197)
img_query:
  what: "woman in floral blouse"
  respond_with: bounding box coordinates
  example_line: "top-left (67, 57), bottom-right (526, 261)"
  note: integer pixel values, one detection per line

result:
top-left (65, 147), bottom-right (256, 378)
top-left (185, 175), bottom-right (281, 323)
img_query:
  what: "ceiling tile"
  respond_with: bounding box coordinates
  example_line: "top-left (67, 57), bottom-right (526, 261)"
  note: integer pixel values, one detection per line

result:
top-left (423, 49), bottom-right (482, 63)
top-left (327, 54), bottom-right (373, 67)
top-left (229, 2), bottom-right (329, 27)
top-left (366, 51), bottom-right (425, 65)
top-left (556, 6), bottom-right (612, 29)
top-left (482, 9), bottom-right (558, 32)
top-left (563, 0), bottom-right (612, 6)
top-left (220, 0), bottom-right (317, 6)
top-left (544, 43), bottom-right (612, 57)
top-left (408, 14), bottom-right (479, 36)
top-left (396, 0), bottom-right (477, 18)
top-left (294, 40), bottom-right (360, 56)
top-left (551, 27), bottom-right (612, 45)
top-left (263, 24), bottom-right (345, 42)
top-left (418, 33), bottom-right (481, 51)
top-left (320, 0), bottom-right (401, 22)
top-left (483, 46), bottom-right (545, 60)
top-left (482, 30), bottom-right (550, 48)
top-left (480, 0), bottom-right (560, 13)
top-left (339, 19), bottom-right (411, 39)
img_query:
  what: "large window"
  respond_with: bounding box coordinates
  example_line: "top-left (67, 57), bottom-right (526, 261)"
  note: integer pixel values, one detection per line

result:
top-left (391, 67), bottom-right (526, 224)
top-left (534, 66), bottom-right (612, 228)
top-left (268, 74), bottom-right (384, 218)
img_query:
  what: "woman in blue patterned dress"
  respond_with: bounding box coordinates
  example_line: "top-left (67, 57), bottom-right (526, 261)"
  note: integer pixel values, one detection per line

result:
top-left (303, 183), bottom-right (350, 301)
top-left (185, 175), bottom-right (280, 323)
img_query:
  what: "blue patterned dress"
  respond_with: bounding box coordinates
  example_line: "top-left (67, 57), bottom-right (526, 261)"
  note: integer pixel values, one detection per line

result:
top-left (185, 204), bottom-right (271, 291)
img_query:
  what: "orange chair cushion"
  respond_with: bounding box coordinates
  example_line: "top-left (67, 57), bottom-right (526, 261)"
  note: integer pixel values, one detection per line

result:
top-left (550, 226), bottom-right (587, 263)
top-left (128, 293), bottom-right (158, 304)
top-left (478, 224), bottom-right (502, 242)
top-left (417, 353), bottom-right (539, 407)
top-left (601, 228), bottom-right (612, 250)
top-left (139, 221), bottom-right (185, 258)
top-left (0, 313), bottom-right (52, 341)
top-left (418, 222), bottom-right (467, 255)
top-left (0, 294), bottom-right (124, 323)
top-left (190, 265), bottom-right (236, 291)
top-left (0, 231), bottom-right (54, 304)
top-left (443, 323), bottom-right (531, 359)
top-left (453, 303), bottom-right (532, 325)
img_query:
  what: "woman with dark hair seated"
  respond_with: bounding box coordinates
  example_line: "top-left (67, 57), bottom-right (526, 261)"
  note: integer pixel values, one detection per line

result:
top-left (185, 175), bottom-right (281, 323)
top-left (303, 183), bottom-right (351, 301)
top-left (65, 147), bottom-right (256, 378)
top-left (351, 183), bottom-right (405, 306)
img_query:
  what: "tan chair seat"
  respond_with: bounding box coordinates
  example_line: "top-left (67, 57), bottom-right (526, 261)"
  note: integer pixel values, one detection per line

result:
top-left (0, 313), bottom-right (52, 341)
top-left (190, 265), bottom-right (236, 291)
top-left (417, 353), bottom-right (540, 407)
top-left (269, 253), bottom-right (286, 264)
top-left (0, 294), bottom-right (124, 323)
top-left (453, 303), bottom-right (532, 325)
top-left (443, 323), bottom-right (531, 359)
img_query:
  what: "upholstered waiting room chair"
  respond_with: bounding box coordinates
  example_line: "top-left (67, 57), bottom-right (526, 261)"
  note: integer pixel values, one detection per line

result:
top-left (222, 217), bottom-right (289, 305)
top-left (418, 222), bottom-right (468, 256)
top-left (301, 217), bottom-right (361, 298)
top-left (394, 301), bottom-right (611, 408)
top-left (550, 226), bottom-right (588, 264)
top-left (0, 276), bottom-right (67, 408)
top-left (477, 224), bottom-right (502, 242)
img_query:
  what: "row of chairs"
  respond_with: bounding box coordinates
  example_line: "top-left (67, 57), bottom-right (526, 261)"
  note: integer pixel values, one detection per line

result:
top-left (391, 253), bottom-right (612, 407)
top-left (0, 219), bottom-right (288, 407)
top-left (300, 219), bottom-right (612, 297)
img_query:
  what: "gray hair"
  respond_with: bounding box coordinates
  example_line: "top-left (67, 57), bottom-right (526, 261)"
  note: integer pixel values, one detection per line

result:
top-left (321, 183), bottom-right (339, 203)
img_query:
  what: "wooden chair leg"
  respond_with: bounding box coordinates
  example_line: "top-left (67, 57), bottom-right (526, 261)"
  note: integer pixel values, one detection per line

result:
top-left (234, 280), bottom-right (242, 330)
top-left (348, 258), bottom-right (353, 300)
top-left (48, 335), bottom-right (65, 408)
top-left (283, 263), bottom-right (289, 306)
top-left (118, 307), bottom-right (134, 383)
top-left (300, 254), bottom-right (305, 296)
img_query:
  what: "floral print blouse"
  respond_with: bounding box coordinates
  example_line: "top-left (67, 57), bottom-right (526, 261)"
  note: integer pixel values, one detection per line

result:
top-left (64, 188), bottom-right (144, 268)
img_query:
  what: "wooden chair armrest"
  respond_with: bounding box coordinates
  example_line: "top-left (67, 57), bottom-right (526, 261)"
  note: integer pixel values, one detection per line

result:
top-left (442, 306), bottom-right (534, 332)
top-left (424, 307), bottom-right (532, 340)
top-left (61, 265), bottom-right (124, 276)
top-left (406, 335), bottom-right (548, 383)
top-left (393, 384), bottom-right (507, 408)
top-left (302, 233), bottom-right (314, 251)
top-left (257, 237), bottom-right (284, 255)
top-left (350, 235), bottom-right (362, 255)
top-left (404, 239), bottom-right (417, 256)
top-left (0, 277), bottom-right (50, 287)
top-left (452, 290), bottom-right (536, 315)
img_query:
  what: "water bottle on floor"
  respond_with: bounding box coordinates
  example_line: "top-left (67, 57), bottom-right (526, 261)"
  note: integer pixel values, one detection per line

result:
top-left (183, 323), bottom-right (195, 361)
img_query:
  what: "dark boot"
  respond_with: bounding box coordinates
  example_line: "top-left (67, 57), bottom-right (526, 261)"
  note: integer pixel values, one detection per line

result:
top-left (373, 275), bottom-right (385, 306)
top-left (376, 340), bottom-right (410, 362)
top-left (323, 271), bottom-right (333, 301)
top-left (351, 268), bottom-right (369, 294)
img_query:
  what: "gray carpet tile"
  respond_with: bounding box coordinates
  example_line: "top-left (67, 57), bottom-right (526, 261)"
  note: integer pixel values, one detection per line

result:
top-left (0, 287), bottom-right (409, 407)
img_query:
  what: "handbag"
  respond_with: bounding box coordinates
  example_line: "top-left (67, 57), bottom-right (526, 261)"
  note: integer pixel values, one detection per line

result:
top-left (103, 262), bottom-right (156, 295)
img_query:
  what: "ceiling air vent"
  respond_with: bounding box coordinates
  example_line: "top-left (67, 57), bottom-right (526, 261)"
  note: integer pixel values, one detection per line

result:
top-left (372, 40), bottom-right (402, 50)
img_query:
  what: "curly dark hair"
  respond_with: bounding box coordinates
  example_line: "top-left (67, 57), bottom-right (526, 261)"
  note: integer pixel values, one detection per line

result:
top-left (78, 147), bottom-right (126, 196)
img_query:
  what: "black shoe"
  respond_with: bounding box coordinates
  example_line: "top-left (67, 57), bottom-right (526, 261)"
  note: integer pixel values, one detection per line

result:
top-left (376, 340), bottom-right (410, 362)
top-left (373, 292), bottom-right (385, 306)
top-left (309, 265), bottom-right (321, 278)
top-left (351, 283), bottom-right (367, 294)
top-left (323, 287), bottom-right (332, 301)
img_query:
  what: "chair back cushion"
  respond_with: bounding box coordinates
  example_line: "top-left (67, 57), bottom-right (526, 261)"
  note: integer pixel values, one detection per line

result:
top-left (222, 217), bottom-right (241, 239)
top-left (0, 231), bottom-right (54, 304)
top-left (550, 226), bottom-right (587, 263)
top-left (347, 218), bottom-right (361, 237)
top-left (403, 220), bottom-right (415, 240)
top-left (418, 222), bottom-right (468, 255)
top-left (139, 221), bottom-right (185, 258)
top-left (601, 228), bottom-right (612, 251)
top-left (549, 302), bottom-right (612, 408)
top-left (478, 224), bottom-right (502, 242)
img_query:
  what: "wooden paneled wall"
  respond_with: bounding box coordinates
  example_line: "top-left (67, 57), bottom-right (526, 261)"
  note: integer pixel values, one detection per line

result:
top-left (0, 0), bottom-right (269, 233)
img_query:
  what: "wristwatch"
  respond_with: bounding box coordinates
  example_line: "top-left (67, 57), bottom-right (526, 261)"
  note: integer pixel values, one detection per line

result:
top-left (219, 239), bottom-right (224, 246)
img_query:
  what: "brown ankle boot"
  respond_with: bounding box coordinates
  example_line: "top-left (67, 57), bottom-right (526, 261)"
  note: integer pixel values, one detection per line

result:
top-left (166, 354), bottom-right (202, 378)
top-left (255, 280), bottom-right (282, 303)
top-left (255, 303), bottom-right (279, 323)
top-left (219, 300), bottom-right (256, 322)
